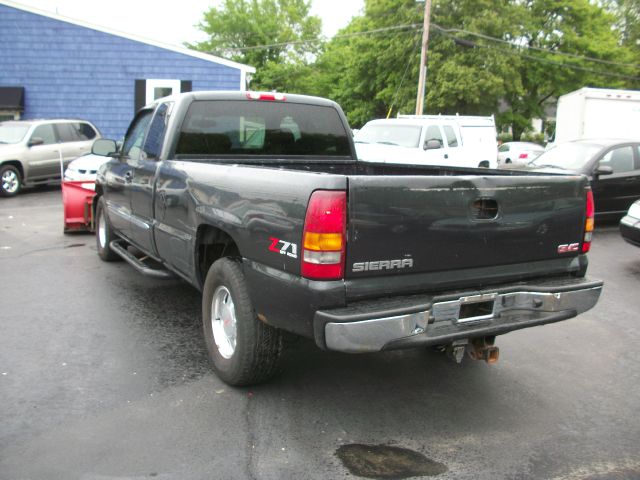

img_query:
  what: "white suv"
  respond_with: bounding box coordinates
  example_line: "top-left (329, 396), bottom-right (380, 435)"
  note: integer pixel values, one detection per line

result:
top-left (0, 119), bottom-right (101, 196)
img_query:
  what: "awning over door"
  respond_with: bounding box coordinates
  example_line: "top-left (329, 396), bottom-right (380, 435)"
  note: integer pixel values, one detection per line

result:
top-left (0, 87), bottom-right (25, 111)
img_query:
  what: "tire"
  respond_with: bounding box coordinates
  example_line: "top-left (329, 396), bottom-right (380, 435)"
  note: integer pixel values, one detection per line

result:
top-left (0, 164), bottom-right (22, 197)
top-left (505, 158), bottom-right (512, 164)
top-left (202, 258), bottom-right (283, 386)
top-left (478, 160), bottom-right (490, 168)
top-left (95, 196), bottom-right (120, 262)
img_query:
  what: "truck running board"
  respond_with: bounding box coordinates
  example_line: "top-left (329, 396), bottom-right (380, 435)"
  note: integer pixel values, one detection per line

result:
top-left (109, 240), bottom-right (174, 279)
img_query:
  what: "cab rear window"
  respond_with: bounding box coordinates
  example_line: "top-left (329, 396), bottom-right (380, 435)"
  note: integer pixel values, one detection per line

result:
top-left (175, 100), bottom-right (351, 157)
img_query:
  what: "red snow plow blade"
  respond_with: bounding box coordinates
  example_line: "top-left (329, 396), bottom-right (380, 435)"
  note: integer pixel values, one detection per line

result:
top-left (62, 181), bottom-right (97, 233)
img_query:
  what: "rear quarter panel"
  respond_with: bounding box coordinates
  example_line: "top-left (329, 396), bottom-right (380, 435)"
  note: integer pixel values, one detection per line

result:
top-left (153, 161), bottom-right (347, 283)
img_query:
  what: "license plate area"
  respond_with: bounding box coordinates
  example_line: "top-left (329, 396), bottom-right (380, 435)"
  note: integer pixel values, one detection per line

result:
top-left (432, 293), bottom-right (497, 324)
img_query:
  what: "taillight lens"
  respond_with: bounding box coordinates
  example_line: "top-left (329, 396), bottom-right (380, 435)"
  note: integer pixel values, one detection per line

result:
top-left (302, 190), bottom-right (346, 280)
top-left (582, 189), bottom-right (595, 253)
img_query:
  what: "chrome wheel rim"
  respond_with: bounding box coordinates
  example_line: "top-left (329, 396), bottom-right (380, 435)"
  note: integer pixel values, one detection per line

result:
top-left (1, 170), bottom-right (19, 194)
top-left (97, 211), bottom-right (107, 248)
top-left (211, 286), bottom-right (237, 359)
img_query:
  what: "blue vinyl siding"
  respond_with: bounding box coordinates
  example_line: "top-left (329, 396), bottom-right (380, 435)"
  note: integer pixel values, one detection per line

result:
top-left (0, 4), bottom-right (244, 138)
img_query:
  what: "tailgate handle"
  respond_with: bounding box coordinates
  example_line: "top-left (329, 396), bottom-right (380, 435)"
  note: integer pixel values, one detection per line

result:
top-left (471, 198), bottom-right (499, 220)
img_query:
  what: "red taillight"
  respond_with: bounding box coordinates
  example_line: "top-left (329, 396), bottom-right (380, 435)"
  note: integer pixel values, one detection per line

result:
top-left (301, 190), bottom-right (346, 280)
top-left (582, 189), bottom-right (595, 253)
top-left (246, 92), bottom-right (286, 101)
top-left (518, 153), bottom-right (529, 159)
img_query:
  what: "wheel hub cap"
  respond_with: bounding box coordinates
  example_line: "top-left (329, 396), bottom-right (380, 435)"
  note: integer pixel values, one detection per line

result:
top-left (2, 170), bottom-right (19, 193)
top-left (211, 286), bottom-right (237, 359)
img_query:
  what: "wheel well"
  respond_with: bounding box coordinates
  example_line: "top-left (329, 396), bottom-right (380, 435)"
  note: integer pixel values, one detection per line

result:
top-left (196, 225), bottom-right (240, 287)
top-left (1, 161), bottom-right (24, 178)
top-left (478, 160), bottom-right (490, 168)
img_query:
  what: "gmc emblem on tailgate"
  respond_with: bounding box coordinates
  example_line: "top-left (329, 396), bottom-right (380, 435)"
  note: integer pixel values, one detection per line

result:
top-left (557, 243), bottom-right (580, 254)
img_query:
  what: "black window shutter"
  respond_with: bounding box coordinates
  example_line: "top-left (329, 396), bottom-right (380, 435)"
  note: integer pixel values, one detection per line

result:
top-left (134, 79), bottom-right (146, 113)
top-left (180, 80), bottom-right (192, 93)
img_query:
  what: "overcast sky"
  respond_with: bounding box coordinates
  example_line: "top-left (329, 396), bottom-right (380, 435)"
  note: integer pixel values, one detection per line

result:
top-left (10, 0), bottom-right (365, 47)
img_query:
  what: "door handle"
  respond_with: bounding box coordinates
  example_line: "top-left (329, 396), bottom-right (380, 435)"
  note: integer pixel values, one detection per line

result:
top-left (444, 154), bottom-right (449, 159)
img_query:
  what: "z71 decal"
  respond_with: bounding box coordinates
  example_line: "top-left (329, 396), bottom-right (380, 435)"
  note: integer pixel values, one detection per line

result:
top-left (269, 237), bottom-right (298, 259)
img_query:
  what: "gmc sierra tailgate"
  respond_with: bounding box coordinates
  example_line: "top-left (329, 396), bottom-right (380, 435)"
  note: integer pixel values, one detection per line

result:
top-left (345, 174), bottom-right (589, 290)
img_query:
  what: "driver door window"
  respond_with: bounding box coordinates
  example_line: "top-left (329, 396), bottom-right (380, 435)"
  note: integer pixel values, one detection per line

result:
top-left (599, 146), bottom-right (636, 174)
top-left (30, 124), bottom-right (57, 145)
top-left (122, 110), bottom-right (154, 161)
top-left (424, 125), bottom-right (444, 149)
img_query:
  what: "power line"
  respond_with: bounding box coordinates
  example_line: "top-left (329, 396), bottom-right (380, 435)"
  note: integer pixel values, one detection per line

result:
top-left (217, 23), bottom-right (421, 53)
top-left (436, 29), bottom-right (640, 81)
top-left (204, 21), bottom-right (639, 80)
top-left (431, 23), bottom-right (640, 69)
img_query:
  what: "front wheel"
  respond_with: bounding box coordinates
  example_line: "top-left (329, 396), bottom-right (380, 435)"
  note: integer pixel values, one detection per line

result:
top-left (0, 165), bottom-right (22, 197)
top-left (202, 258), bottom-right (283, 386)
top-left (95, 196), bottom-right (120, 262)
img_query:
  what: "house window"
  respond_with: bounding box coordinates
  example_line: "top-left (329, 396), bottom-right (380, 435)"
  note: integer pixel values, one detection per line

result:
top-left (145, 79), bottom-right (181, 104)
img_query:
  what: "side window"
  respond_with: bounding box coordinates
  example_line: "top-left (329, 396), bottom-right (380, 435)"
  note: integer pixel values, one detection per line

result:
top-left (424, 125), bottom-right (444, 149)
top-left (75, 122), bottom-right (97, 141)
top-left (143, 103), bottom-right (171, 159)
top-left (498, 143), bottom-right (509, 152)
top-left (443, 125), bottom-right (458, 147)
top-left (55, 123), bottom-right (80, 143)
top-left (31, 124), bottom-right (57, 145)
top-left (600, 146), bottom-right (635, 174)
top-left (122, 110), bottom-right (154, 161)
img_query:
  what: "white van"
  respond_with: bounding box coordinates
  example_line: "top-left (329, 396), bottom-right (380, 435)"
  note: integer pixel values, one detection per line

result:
top-left (354, 115), bottom-right (498, 168)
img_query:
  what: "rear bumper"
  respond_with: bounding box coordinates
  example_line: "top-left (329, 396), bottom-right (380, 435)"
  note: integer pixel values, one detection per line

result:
top-left (315, 277), bottom-right (603, 353)
top-left (620, 215), bottom-right (640, 247)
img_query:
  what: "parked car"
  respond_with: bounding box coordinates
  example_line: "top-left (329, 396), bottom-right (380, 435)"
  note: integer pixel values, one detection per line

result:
top-left (354, 115), bottom-right (498, 168)
top-left (620, 199), bottom-right (640, 246)
top-left (527, 138), bottom-right (640, 219)
top-left (64, 153), bottom-right (110, 182)
top-left (0, 119), bottom-right (100, 197)
top-left (497, 141), bottom-right (545, 167)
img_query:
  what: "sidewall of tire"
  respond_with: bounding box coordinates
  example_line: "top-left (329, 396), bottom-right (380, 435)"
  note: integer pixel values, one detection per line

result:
top-left (202, 258), bottom-right (280, 386)
top-left (95, 196), bottom-right (119, 262)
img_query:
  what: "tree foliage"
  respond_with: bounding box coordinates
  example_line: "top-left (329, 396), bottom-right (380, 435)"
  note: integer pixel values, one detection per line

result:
top-left (192, 0), bottom-right (639, 137)
top-left (191, 0), bottom-right (321, 91)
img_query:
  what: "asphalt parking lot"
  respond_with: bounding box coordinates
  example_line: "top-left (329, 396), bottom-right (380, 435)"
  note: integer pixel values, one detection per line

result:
top-left (1, 187), bottom-right (639, 480)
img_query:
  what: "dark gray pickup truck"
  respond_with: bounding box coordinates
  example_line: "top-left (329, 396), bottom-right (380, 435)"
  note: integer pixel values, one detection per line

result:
top-left (92, 91), bottom-right (603, 386)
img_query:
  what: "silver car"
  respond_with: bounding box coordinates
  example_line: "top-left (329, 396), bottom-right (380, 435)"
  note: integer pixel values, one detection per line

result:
top-left (497, 141), bottom-right (545, 168)
top-left (0, 119), bottom-right (101, 197)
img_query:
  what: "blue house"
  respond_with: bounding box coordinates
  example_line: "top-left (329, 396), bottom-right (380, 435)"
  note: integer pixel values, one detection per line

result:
top-left (0, 1), bottom-right (255, 139)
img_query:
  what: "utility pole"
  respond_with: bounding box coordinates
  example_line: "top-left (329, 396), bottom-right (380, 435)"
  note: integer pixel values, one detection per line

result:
top-left (415, 0), bottom-right (432, 115)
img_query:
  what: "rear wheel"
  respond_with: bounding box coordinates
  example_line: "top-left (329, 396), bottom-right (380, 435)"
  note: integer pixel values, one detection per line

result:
top-left (95, 196), bottom-right (120, 262)
top-left (202, 258), bottom-right (283, 386)
top-left (0, 165), bottom-right (22, 197)
top-left (478, 160), bottom-right (490, 168)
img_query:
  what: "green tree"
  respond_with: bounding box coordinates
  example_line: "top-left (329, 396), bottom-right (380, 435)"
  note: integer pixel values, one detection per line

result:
top-left (191, 0), bottom-right (322, 92)
top-left (314, 0), bottom-right (521, 127)
top-left (499, 0), bottom-right (637, 139)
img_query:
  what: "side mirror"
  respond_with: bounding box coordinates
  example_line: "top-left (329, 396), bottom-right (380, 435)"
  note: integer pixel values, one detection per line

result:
top-left (424, 139), bottom-right (443, 150)
top-left (92, 138), bottom-right (118, 157)
top-left (595, 165), bottom-right (613, 176)
top-left (28, 137), bottom-right (44, 147)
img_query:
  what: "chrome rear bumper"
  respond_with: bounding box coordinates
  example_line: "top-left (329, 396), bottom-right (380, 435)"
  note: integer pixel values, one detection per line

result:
top-left (319, 280), bottom-right (603, 353)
